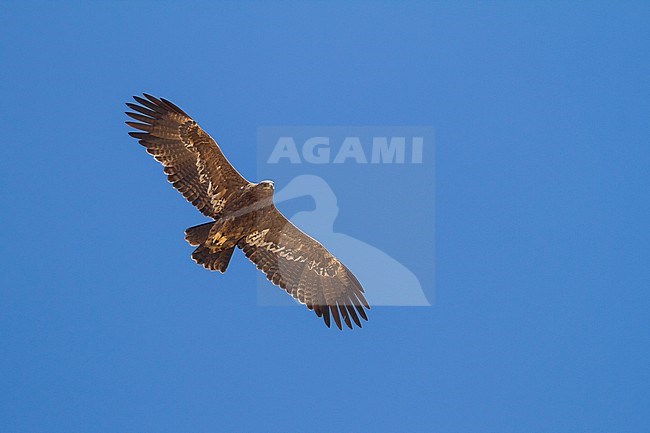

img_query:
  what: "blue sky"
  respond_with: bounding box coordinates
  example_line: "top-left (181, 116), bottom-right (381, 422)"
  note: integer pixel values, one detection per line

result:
top-left (1, 2), bottom-right (649, 432)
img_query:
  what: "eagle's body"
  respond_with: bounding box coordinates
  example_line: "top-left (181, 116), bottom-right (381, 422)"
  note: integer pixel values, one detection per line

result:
top-left (126, 94), bottom-right (369, 329)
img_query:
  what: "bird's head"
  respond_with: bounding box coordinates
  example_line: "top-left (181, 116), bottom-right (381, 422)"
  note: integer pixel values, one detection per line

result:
top-left (249, 180), bottom-right (275, 200)
top-left (258, 180), bottom-right (275, 191)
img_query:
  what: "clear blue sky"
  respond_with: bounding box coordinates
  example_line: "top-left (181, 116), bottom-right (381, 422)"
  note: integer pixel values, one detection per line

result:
top-left (1, 2), bottom-right (649, 432)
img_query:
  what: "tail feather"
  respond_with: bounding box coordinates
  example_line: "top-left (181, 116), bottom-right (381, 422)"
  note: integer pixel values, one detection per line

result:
top-left (192, 244), bottom-right (235, 273)
top-left (185, 222), bottom-right (214, 246)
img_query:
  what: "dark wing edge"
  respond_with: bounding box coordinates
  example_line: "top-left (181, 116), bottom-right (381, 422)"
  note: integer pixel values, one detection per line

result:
top-left (125, 93), bottom-right (249, 218)
top-left (237, 207), bottom-right (370, 330)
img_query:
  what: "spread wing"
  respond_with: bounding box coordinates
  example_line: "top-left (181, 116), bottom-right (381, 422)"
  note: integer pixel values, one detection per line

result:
top-left (125, 94), bottom-right (249, 218)
top-left (238, 206), bottom-right (370, 329)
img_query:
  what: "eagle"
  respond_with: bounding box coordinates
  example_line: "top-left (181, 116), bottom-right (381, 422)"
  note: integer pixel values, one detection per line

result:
top-left (125, 94), bottom-right (369, 329)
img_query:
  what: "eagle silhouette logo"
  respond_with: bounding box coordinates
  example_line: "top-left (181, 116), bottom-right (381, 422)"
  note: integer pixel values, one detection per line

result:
top-left (126, 94), bottom-right (369, 329)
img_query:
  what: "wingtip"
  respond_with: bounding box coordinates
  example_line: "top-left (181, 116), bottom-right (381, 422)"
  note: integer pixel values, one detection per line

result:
top-left (346, 304), bottom-right (362, 328)
top-left (160, 97), bottom-right (190, 116)
top-left (323, 306), bottom-right (331, 328)
top-left (340, 306), bottom-right (353, 329)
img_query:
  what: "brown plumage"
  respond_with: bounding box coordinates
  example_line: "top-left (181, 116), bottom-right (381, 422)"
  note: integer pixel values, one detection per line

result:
top-left (126, 94), bottom-right (369, 329)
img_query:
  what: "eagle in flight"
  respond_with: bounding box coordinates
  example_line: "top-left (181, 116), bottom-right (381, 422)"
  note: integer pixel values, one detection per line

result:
top-left (125, 94), bottom-right (369, 329)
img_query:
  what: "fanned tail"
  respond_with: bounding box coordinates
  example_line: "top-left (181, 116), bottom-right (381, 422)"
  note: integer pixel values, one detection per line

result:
top-left (184, 222), bottom-right (214, 246)
top-left (191, 244), bottom-right (235, 273)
